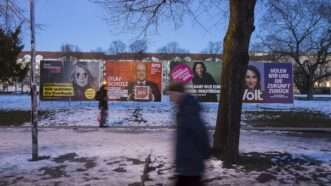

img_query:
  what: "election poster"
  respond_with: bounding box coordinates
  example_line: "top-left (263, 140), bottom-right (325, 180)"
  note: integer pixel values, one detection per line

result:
top-left (105, 61), bottom-right (162, 102)
top-left (170, 61), bottom-right (222, 102)
top-left (40, 60), bottom-right (101, 101)
top-left (243, 62), bottom-right (293, 103)
top-left (170, 61), bottom-right (293, 103)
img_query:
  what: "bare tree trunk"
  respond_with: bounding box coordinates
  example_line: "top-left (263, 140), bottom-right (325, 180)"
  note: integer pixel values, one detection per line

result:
top-left (15, 80), bottom-right (18, 92)
top-left (213, 0), bottom-right (256, 168)
top-left (307, 75), bottom-right (314, 100)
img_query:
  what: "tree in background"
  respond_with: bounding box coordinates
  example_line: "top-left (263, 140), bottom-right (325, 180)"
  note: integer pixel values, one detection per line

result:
top-left (12, 60), bottom-right (29, 92)
top-left (93, 47), bottom-right (105, 53)
top-left (95, 0), bottom-right (257, 166)
top-left (108, 40), bottom-right (127, 54)
top-left (319, 2), bottom-right (331, 23)
top-left (260, 0), bottom-right (331, 99)
top-left (203, 41), bottom-right (222, 54)
top-left (129, 39), bottom-right (148, 53)
top-left (157, 42), bottom-right (189, 54)
top-left (0, 0), bottom-right (26, 31)
top-left (60, 43), bottom-right (82, 62)
top-left (0, 26), bottom-right (25, 92)
top-left (61, 43), bottom-right (81, 53)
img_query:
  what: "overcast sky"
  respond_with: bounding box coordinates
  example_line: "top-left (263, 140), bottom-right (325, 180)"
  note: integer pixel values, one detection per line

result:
top-left (20, 0), bottom-right (265, 53)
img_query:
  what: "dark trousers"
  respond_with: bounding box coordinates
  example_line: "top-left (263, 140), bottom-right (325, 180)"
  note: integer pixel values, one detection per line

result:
top-left (175, 176), bottom-right (203, 186)
top-left (99, 108), bottom-right (108, 127)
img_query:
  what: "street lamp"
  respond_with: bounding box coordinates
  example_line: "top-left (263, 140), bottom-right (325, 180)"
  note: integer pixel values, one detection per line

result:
top-left (29, 0), bottom-right (38, 161)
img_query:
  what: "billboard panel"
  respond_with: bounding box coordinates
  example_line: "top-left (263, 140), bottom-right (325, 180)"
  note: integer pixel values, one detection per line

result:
top-left (170, 61), bottom-right (293, 103)
top-left (170, 61), bottom-right (222, 102)
top-left (40, 60), bottom-right (101, 101)
top-left (242, 62), bottom-right (294, 103)
top-left (105, 61), bottom-right (162, 102)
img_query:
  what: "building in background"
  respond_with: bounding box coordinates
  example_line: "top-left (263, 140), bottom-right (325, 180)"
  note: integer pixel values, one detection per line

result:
top-left (2, 51), bottom-right (329, 95)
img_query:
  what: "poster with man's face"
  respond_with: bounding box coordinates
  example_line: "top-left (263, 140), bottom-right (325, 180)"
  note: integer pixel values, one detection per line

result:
top-left (40, 60), bottom-right (101, 101)
top-left (105, 61), bottom-right (162, 102)
top-left (170, 61), bottom-right (222, 102)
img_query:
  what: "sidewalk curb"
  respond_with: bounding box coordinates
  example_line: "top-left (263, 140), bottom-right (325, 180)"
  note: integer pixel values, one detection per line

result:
top-left (244, 127), bottom-right (331, 133)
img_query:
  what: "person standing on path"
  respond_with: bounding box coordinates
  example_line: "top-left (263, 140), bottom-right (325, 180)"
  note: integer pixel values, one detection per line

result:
top-left (167, 82), bottom-right (211, 186)
top-left (96, 82), bottom-right (108, 127)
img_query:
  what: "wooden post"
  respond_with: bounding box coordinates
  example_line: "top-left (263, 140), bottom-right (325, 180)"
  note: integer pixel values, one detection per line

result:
top-left (30, 0), bottom-right (39, 161)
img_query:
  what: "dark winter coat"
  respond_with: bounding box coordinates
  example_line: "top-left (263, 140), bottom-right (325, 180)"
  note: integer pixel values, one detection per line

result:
top-left (175, 94), bottom-right (210, 176)
top-left (96, 87), bottom-right (108, 110)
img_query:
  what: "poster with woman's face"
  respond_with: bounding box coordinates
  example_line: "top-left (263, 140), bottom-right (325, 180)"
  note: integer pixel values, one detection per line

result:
top-left (243, 62), bottom-right (293, 103)
top-left (243, 62), bottom-right (265, 102)
top-left (40, 60), bottom-right (101, 101)
top-left (169, 61), bottom-right (293, 104)
top-left (170, 61), bottom-right (222, 102)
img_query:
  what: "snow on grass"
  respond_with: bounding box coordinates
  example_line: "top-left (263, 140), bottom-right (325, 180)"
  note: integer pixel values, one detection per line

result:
top-left (1, 128), bottom-right (330, 185)
top-left (1, 95), bottom-right (331, 115)
top-left (1, 95), bottom-right (329, 128)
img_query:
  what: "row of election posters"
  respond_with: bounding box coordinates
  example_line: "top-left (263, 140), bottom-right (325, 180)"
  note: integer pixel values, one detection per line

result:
top-left (40, 60), bottom-right (293, 103)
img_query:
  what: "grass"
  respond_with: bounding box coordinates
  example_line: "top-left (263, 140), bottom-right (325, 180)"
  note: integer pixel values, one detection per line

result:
top-left (0, 110), bottom-right (51, 126)
top-left (244, 110), bottom-right (331, 128)
top-left (0, 109), bottom-right (330, 128)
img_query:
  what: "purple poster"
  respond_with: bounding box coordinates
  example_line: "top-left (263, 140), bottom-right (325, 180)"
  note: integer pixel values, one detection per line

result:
top-left (264, 63), bottom-right (293, 103)
top-left (242, 62), bottom-right (293, 103)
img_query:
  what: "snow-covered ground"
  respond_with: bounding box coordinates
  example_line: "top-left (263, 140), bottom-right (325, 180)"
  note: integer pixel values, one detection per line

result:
top-left (0, 95), bottom-right (331, 127)
top-left (0, 128), bottom-right (330, 185)
top-left (1, 95), bottom-right (331, 185)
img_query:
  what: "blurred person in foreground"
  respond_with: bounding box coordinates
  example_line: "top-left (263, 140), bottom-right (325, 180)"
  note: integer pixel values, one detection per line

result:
top-left (95, 81), bottom-right (108, 127)
top-left (167, 82), bottom-right (211, 186)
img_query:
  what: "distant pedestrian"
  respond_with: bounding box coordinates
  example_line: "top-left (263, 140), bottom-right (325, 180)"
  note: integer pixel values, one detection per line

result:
top-left (167, 82), bottom-right (210, 186)
top-left (96, 82), bottom-right (108, 127)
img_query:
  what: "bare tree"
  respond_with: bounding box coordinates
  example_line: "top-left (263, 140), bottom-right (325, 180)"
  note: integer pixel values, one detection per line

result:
top-left (319, 3), bottom-right (331, 23)
top-left (129, 39), bottom-right (148, 53)
top-left (61, 43), bottom-right (80, 52)
top-left (157, 42), bottom-right (188, 54)
top-left (93, 47), bottom-right (105, 53)
top-left (202, 41), bottom-right (222, 54)
top-left (60, 43), bottom-right (82, 62)
top-left (95, 0), bottom-right (257, 166)
top-left (0, 0), bottom-right (26, 31)
top-left (213, 1), bottom-right (256, 167)
top-left (260, 0), bottom-right (331, 99)
top-left (108, 40), bottom-right (127, 54)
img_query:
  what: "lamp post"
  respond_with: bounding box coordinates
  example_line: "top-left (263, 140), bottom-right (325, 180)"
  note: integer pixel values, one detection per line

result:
top-left (29, 0), bottom-right (38, 161)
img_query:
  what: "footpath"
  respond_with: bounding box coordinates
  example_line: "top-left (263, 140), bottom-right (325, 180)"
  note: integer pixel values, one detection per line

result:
top-left (1, 127), bottom-right (331, 185)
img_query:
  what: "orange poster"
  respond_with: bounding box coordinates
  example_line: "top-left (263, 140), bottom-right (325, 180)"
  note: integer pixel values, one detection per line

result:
top-left (105, 60), bottom-right (162, 102)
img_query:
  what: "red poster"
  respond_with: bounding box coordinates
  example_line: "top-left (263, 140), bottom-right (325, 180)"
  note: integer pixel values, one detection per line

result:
top-left (105, 61), bottom-right (162, 102)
